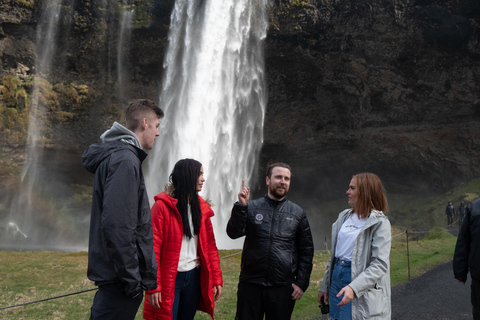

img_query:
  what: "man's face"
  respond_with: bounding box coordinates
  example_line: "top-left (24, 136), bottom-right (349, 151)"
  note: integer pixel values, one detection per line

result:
top-left (266, 166), bottom-right (291, 200)
top-left (142, 115), bottom-right (160, 150)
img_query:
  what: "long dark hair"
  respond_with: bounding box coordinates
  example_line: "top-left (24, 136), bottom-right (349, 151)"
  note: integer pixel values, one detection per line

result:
top-left (169, 159), bottom-right (202, 239)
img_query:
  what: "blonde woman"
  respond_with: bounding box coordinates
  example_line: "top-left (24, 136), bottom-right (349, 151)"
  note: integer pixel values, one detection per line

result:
top-left (318, 173), bottom-right (391, 320)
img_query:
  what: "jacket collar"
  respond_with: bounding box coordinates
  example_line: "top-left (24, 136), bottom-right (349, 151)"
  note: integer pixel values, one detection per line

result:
top-left (264, 194), bottom-right (287, 206)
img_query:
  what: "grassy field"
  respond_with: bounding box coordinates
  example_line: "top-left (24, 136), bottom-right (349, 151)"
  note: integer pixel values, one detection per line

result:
top-left (0, 226), bottom-right (457, 320)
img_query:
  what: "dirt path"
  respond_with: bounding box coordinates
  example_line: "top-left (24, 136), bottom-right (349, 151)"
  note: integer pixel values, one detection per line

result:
top-left (391, 259), bottom-right (472, 319)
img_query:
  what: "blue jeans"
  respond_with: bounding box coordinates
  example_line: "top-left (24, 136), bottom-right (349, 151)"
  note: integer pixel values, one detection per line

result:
top-left (329, 259), bottom-right (352, 320)
top-left (172, 267), bottom-right (201, 320)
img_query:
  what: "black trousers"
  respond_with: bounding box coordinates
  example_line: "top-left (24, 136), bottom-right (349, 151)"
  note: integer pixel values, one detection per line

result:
top-left (473, 278), bottom-right (480, 320)
top-left (235, 282), bottom-right (296, 320)
top-left (90, 283), bottom-right (143, 320)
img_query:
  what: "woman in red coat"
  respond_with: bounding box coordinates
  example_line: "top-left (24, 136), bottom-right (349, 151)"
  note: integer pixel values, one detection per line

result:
top-left (143, 159), bottom-right (223, 320)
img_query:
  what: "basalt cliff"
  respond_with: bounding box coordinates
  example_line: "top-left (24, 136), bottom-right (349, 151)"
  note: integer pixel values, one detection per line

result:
top-left (1, 0), bottom-right (480, 202)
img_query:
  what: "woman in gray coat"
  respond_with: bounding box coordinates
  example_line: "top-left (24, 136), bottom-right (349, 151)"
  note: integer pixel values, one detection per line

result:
top-left (318, 173), bottom-right (391, 320)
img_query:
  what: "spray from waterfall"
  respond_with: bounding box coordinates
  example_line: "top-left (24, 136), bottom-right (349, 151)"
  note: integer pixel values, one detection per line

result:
top-left (144, 0), bottom-right (268, 249)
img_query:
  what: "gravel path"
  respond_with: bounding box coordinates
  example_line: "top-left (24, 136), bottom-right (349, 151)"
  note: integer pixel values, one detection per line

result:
top-left (391, 260), bottom-right (472, 319)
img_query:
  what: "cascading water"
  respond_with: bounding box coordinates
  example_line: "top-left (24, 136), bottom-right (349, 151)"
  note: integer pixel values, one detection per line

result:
top-left (5, 0), bottom-right (66, 248)
top-left (2, 0), bottom-right (135, 250)
top-left (144, 0), bottom-right (268, 249)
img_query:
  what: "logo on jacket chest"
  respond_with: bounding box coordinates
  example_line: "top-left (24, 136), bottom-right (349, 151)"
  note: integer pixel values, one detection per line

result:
top-left (255, 214), bottom-right (264, 224)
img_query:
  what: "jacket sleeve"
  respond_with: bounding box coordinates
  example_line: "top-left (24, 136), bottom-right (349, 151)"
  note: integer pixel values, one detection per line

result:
top-left (319, 258), bottom-right (332, 293)
top-left (349, 218), bottom-right (391, 298)
top-left (226, 202), bottom-right (248, 239)
top-left (102, 155), bottom-right (142, 297)
top-left (453, 208), bottom-right (471, 282)
top-left (294, 212), bottom-right (314, 292)
top-left (205, 215), bottom-right (223, 287)
top-left (146, 200), bottom-right (164, 294)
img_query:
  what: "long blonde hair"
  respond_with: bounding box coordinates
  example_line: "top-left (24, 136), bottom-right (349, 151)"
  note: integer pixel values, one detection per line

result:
top-left (352, 172), bottom-right (388, 219)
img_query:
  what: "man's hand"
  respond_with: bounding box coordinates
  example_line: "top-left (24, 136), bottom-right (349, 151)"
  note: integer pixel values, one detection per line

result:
top-left (213, 285), bottom-right (222, 301)
top-left (337, 285), bottom-right (354, 306)
top-left (291, 283), bottom-right (304, 300)
top-left (148, 292), bottom-right (162, 309)
top-left (457, 279), bottom-right (466, 285)
top-left (318, 291), bottom-right (328, 304)
top-left (238, 179), bottom-right (250, 206)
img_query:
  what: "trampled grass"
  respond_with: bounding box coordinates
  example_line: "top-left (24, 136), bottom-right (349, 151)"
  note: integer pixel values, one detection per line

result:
top-left (0, 229), bottom-right (458, 319)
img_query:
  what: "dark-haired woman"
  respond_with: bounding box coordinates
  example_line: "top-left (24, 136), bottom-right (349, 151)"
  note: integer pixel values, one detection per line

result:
top-left (143, 159), bottom-right (223, 320)
top-left (318, 173), bottom-right (391, 320)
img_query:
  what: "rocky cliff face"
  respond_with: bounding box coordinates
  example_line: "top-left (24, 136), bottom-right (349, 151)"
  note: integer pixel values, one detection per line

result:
top-left (262, 0), bottom-right (480, 200)
top-left (1, 0), bottom-right (479, 199)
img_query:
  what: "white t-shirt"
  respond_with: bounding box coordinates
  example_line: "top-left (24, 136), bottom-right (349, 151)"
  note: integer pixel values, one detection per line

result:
top-left (177, 205), bottom-right (200, 272)
top-left (335, 213), bottom-right (367, 261)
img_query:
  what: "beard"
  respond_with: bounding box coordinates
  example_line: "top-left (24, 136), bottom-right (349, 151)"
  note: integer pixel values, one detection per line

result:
top-left (269, 185), bottom-right (288, 199)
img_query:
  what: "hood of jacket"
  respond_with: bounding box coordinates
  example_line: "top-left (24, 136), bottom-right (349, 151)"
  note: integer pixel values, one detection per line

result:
top-left (101, 121), bottom-right (142, 149)
top-left (82, 141), bottom-right (147, 174)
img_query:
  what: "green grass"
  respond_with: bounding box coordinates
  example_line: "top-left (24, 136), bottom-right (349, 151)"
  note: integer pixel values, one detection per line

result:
top-left (0, 229), bottom-right (458, 319)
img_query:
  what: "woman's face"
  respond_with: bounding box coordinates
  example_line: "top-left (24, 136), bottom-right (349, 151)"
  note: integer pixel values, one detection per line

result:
top-left (196, 166), bottom-right (205, 192)
top-left (346, 177), bottom-right (357, 208)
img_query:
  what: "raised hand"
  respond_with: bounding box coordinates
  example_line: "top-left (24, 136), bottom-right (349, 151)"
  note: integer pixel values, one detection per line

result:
top-left (238, 179), bottom-right (250, 205)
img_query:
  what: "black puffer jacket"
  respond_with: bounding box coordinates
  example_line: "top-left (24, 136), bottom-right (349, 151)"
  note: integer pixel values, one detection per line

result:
top-left (227, 195), bottom-right (314, 291)
top-left (454, 198), bottom-right (480, 282)
top-left (82, 140), bottom-right (157, 297)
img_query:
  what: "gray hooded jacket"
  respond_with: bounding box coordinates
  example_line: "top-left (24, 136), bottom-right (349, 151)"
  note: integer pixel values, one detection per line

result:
top-left (320, 209), bottom-right (391, 320)
top-left (82, 122), bottom-right (157, 297)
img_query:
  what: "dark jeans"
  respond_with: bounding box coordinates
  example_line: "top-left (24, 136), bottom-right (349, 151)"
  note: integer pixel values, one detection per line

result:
top-left (235, 282), bottom-right (295, 320)
top-left (473, 278), bottom-right (480, 320)
top-left (172, 267), bottom-right (201, 320)
top-left (90, 283), bottom-right (143, 320)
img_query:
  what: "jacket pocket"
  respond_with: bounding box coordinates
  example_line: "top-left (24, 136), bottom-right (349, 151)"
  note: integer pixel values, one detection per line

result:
top-left (361, 285), bottom-right (386, 317)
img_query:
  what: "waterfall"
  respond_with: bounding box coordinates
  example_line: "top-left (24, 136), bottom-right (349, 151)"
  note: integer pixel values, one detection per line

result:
top-left (6, 0), bottom-right (66, 246)
top-left (144, 0), bottom-right (268, 249)
top-left (117, 3), bottom-right (134, 102)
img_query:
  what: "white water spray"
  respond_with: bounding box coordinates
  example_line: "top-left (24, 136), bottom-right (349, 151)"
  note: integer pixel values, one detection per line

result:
top-left (144, 0), bottom-right (268, 249)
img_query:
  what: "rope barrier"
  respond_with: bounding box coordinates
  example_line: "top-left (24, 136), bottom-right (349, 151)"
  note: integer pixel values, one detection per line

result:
top-left (0, 288), bottom-right (98, 311)
top-left (0, 249), bottom-right (244, 311)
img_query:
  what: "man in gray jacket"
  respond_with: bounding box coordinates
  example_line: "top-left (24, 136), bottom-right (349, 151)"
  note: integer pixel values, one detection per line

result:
top-left (82, 99), bottom-right (164, 320)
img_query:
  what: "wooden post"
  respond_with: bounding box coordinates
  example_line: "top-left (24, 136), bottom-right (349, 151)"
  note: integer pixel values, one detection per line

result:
top-left (406, 230), bottom-right (411, 281)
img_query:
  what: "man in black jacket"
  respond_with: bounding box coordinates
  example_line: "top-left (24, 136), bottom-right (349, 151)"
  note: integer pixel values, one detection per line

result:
top-left (454, 198), bottom-right (480, 320)
top-left (82, 99), bottom-right (164, 320)
top-left (227, 162), bottom-right (314, 320)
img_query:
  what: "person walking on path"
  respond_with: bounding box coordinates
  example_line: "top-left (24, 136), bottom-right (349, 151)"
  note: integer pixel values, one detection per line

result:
top-left (454, 198), bottom-right (480, 319)
top-left (446, 201), bottom-right (455, 227)
top-left (318, 172), bottom-right (391, 320)
top-left (82, 99), bottom-right (164, 320)
top-left (227, 162), bottom-right (314, 320)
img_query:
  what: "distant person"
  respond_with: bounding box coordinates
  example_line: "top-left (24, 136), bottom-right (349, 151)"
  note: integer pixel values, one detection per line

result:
top-left (318, 172), bottom-right (391, 320)
top-left (82, 99), bottom-right (164, 320)
top-left (454, 199), bottom-right (480, 319)
top-left (143, 159), bottom-right (223, 320)
top-left (446, 201), bottom-right (455, 227)
top-left (227, 162), bottom-right (314, 320)
top-left (458, 201), bottom-right (467, 225)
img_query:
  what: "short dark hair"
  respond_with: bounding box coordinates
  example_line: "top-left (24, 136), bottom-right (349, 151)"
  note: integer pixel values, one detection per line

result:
top-left (266, 162), bottom-right (292, 178)
top-left (125, 99), bottom-right (164, 131)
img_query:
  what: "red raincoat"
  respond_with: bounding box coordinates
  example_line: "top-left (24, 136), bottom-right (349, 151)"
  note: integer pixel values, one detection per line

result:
top-left (143, 191), bottom-right (223, 320)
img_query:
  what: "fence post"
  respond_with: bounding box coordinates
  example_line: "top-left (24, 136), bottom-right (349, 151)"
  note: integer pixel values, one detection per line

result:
top-left (406, 230), bottom-right (411, 282)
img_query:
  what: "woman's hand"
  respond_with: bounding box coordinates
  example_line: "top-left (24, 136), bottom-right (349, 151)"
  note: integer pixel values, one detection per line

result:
top-left (318, 291), bottom-right (328, 304)
top-left (213, 285), bottom-right (222, 301)
top-left (148, 292), bottom-right (162, 309)
top-left (336, 285), bottom-right (354, 306)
